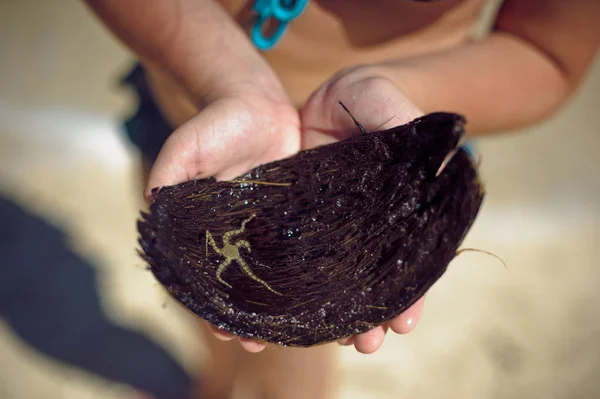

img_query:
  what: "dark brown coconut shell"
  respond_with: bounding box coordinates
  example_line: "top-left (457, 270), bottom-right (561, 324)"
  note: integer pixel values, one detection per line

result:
top-left (137, 112), bottom-right (484, 347)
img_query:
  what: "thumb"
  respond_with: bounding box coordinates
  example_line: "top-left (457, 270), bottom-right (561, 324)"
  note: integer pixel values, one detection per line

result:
top-left (301, 72), bottom-right (423, 148)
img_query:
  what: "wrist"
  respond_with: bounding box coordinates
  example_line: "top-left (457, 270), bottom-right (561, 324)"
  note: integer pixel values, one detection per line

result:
top-left (158, 54), bottom-right (290, 111)
top-left (204, 68), bottom-right (291, 108)
top-left (142, 52), bottom-right (292, 125)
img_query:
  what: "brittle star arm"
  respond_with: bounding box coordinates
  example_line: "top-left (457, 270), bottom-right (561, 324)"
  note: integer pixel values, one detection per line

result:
top-left (237, 258), bottom-right (282, 296)
top-left (222, 214), bottom-right (255, 245)
top-left (235, 240), bottom-right (251, 252)
top-left (215, 258), bottom-right (233, 288)
top-left (205, 230), bottom-right (221, 257)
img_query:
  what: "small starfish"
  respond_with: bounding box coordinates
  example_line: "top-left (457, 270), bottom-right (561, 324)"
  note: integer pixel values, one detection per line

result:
top-left (205, 215), bottom-right (281, 295)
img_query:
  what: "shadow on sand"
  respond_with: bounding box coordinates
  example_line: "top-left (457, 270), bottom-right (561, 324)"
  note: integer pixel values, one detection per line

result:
top-left (0, 195), bottom-right (192, 399)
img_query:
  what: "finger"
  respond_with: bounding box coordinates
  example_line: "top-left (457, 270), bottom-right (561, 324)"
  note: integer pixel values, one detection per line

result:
top-left (353, 325), bottom-right (388, 354)
top-left (239, 337), bottom-right (266, 353)
top-left (301, 71), bottom-right (423, 148)
top-left (208, 324), bottom-right (236, 341)
top-left (327, 78), bottom-right (423, 133)
top-left (209, 323), bottom-right (266, 353)
top-left (389, 295), bottom-right (427, 334)
top-left (338, 337), bottom-right (354, 346)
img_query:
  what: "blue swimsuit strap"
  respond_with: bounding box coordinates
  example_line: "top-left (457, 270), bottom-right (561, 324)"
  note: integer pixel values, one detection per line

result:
top-left (251, 0), bottom-right (309, 51)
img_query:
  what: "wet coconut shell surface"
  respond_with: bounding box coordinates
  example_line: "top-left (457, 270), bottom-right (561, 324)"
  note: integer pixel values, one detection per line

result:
top-left (138, 112), bottom-right (484, 347)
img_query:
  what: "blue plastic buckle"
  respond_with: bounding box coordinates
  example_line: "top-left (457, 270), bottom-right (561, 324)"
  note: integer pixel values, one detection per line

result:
top-left (251, 0), bottom-right (309, 51)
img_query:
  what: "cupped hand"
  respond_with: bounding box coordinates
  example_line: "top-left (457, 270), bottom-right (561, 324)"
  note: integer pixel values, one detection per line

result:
top-left (301, 65), bottom-right (428, 354)
top-left (146, 85), bottom-right (301, 353)
top-left (145, 87), bottom-right (301, 200)
top-left (146, 66), bottom-right (428, 355)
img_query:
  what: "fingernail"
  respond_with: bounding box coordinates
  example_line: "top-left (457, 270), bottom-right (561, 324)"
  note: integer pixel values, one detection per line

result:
top-left (214, 334), bottom-right (234, 341)
top-left (239, 338), bottom-right (266, 353)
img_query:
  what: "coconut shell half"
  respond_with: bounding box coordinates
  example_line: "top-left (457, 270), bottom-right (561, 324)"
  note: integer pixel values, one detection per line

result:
top-left (137, 112), bottom-right (484, 347)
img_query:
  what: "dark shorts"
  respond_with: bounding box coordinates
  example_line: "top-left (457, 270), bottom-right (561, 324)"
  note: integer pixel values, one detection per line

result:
top-left (120, 64), bottom-right (173, 165)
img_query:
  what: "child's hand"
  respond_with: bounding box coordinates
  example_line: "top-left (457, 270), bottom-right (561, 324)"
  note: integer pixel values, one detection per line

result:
top-left (145, 87), bottom-right (301, 201)
top-left (147, 66), bottom-right (428, 354)
top-left (302, 66), bottom-right (428, 354)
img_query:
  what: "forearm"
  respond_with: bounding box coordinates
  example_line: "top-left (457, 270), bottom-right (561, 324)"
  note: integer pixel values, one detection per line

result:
top-left (376, 0), bottom-right (600, 135)
top-left (377, 33), bottom-right (573, 134)
top-left (84, 0), bottom-right (285, 105)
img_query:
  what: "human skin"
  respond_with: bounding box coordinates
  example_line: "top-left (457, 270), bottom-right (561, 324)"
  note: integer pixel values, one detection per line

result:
top-left (84, 0), bottom-right (600, 397)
